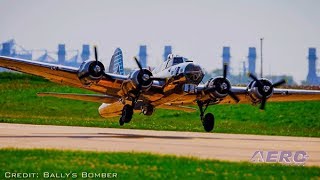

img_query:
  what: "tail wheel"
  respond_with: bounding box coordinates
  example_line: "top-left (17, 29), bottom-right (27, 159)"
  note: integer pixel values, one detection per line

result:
top-left (203, 113), bottom-right (215, 132)
top-left (119, 104), bottom-right (133, 125)
top-left (142, 104), bottom-right (154, 116)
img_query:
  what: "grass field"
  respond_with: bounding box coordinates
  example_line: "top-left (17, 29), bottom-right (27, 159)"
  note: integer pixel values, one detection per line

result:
top-left (0, 149), bottom-right (319, 179)
top-left (0, 72), bottom-right (320, 137)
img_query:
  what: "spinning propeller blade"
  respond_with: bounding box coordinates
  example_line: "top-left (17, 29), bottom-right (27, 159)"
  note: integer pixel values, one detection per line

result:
top-left (248, 73), bottom-right (286, 110)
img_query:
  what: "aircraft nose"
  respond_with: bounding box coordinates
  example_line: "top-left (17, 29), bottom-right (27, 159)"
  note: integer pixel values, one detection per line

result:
top-left (184, 63), bottom-right (204, 84)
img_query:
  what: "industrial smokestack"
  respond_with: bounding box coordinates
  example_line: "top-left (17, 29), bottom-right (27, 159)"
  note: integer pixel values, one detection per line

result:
top-left (163, 45), bottom-right (172, 61)
top-left (222, 46), bottom-right (231, 76)
top-left (248, 47), bottom-right (257, 76)
top-left (57, 44), bottom-right (66, 64)
top-left (81, 44), bottom-right (90, 61)
top-left (138, 45), bottom-right (147, 68)
top-left (307, 48), bottom-right (318, 85)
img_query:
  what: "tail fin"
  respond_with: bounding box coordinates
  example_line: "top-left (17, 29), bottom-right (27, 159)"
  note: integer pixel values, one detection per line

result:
top-left (109, 48), bottom-right (125, 75)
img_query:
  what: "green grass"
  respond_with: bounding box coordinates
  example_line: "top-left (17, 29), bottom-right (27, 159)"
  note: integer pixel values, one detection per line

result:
top-left (0, 149), bottom-right (319, 179)
top-left (1, 72), bottom-right (320, 137)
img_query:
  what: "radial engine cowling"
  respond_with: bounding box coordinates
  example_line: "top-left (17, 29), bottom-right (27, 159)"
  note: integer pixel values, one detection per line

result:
top-left (130, 69), bottom-right (153, 91)
top-left (77, 60), bottom-right (105, 86)
top-left (205, 77), bottom-right (231, 99)
top-left (247, 78), bottom-right (274, 102)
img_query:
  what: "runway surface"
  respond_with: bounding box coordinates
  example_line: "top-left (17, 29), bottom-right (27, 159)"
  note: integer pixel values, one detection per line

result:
top-left (0, 123), bottom-right (319, 166)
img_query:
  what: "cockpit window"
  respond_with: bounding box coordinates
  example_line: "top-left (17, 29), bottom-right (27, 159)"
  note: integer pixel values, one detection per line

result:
top-left (165, 56), bottom-right (185, 69)
top-left (173, 57), bottom-right (184, 65)
top-left (165, 59), bottom-right (173, 69)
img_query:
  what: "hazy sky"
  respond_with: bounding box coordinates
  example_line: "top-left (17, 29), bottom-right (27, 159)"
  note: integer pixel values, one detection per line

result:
top-left (1, 0), bottom-right (319, 83)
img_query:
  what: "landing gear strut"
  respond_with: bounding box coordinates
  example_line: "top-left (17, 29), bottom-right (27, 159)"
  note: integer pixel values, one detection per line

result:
top-left (119, 104), bottom-right (134, 126)
top-left (197, 100), bottom-right (215, 132)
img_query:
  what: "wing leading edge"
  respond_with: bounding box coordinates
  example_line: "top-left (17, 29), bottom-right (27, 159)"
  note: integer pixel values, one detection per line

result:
top-left (0, 55), bottom-right (128, 95)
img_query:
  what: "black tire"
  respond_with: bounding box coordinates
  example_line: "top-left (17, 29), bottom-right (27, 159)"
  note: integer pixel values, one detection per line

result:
top-left (119, 118), bottom-right (125, 126)
top-left (122, 104), bottom-right (133, 123)
top-left (203, 113), bottom-right (215, 132)
top-left (142, 105), bottom-right (154, 116)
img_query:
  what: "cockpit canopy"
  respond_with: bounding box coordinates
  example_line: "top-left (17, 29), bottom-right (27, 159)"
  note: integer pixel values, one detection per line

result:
top-left (165, 54), bottom-right (190, 68)
top-left (152, 54), bottom-right (193, 74)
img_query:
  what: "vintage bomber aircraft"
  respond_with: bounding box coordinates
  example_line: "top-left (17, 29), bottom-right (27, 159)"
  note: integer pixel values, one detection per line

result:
top-left (1, 46), bottom-right (320, 132)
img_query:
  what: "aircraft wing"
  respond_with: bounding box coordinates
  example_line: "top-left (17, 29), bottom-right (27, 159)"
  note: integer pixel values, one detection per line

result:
top-left (219, 86), bottom-right (320, 104)
top-left (0, 56), bottom-right (80, 84)
top-left (0, 56), bottom-right (127, 95)
top-left (162, 86), bottom-right (320, 107)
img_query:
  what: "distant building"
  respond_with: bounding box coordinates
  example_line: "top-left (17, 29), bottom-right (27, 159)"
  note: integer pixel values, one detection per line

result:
top-left (248, 47), bottom-right (257, 76)
top-left (163, 45), bottom-right (172, 61)
top-left (306, 48), bottom-right (319, 85)
top-left (58, 44), bottom-right (66, 64)
top-left (0, 39), bottom-right (91, 70)
top-left (0, 39), bottom-right (32, 72)
top-left (138, 45), bottom-right (147, 68)
top-left (0, 39), bottom-right (32, 60)
top-left (36, 51), bottom-right (56, 62)
top-left (81, 44), bottom-right (90, 61)
top-left (222, 46), bottom-right (231, 72)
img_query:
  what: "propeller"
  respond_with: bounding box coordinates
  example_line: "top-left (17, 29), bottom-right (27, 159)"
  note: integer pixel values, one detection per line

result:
top-left (133, 56), bottom-right (143, 71)
top-left (90, 46), bottom-right (112, 79)
top-left (133, 56), bottom-right (167, 83)
top-left (94, 46), bottom-right (98, 64)
top-left (206, 64), bottom-right (240, 103)
top-left (248, 73), bottom-right (286, 110)
top-left (223, 64), bottom-right (240, 102)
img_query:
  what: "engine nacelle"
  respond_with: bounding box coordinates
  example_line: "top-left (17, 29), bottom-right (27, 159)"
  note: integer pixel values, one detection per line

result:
top-left (130, 69), bottom-right (153, 91)
top-left (205, 77), bottom-right (231, 99)
top-left (78, 60), bottom-right (105, 86)
top-left (247, 78), bottom-right (274, 102)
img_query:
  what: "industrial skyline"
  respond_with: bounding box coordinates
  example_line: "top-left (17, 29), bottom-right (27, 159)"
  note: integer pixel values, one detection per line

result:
top-left (2, 39), bottom-right (317, 85)
top-left (0, 0), bottom-right (319, 83)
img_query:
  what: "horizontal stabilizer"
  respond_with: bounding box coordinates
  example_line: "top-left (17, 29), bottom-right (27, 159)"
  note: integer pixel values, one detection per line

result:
top-left (37, 92), bottom-right (119, 103)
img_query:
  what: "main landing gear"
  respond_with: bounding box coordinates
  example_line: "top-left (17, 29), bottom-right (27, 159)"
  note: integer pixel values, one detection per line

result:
top-left (197, 100), bottom-right (215, 132)
top-left (119, 104), bottom-right (133, 126)
top-left (119, 98), bottom-right (154, 126)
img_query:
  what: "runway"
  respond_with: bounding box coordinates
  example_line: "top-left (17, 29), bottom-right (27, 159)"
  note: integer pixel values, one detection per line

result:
top-left (0, 123), bottom-right (319, 166)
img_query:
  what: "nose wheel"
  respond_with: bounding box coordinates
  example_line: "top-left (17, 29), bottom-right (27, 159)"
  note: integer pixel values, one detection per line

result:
top-left (119, 104), bottom-right (134, 126)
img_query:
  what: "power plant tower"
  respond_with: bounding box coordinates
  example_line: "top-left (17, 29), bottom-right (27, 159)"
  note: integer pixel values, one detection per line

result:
top-left (243, 61), bottom-right (247, 77)
top-left (81, 45), bottom-right (90, 61)
top-left (163, 45), bottom-right (172, 61)
top-left (306, 48), bottom-right (319, 85)
top-left (57, 44), bottom-right (66, 64)
top-left (1, 40), bottom-right (14, 56)
top-left (222, 46), bottom-right (231, 76)
top-left (138, 45), bottom-right (147, 68)
top-left (248, 47), bottom-right (257, 76)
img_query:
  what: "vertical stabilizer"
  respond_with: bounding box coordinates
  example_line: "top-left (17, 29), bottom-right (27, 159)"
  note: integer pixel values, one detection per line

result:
top-left (109, 48), bottom-right (124, 75)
